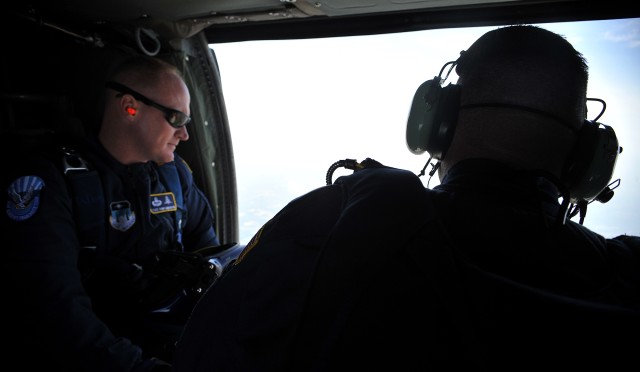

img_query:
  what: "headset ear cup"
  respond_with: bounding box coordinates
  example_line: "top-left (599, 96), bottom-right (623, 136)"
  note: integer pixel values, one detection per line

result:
top-left (563, 121), bottom-right (619, 203)
top-left (406, 80), bottom-right (461, 159)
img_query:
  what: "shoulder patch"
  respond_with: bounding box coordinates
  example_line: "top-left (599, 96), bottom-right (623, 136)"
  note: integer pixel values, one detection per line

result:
top-left (6, 175), bottom-right (46, 221)
top-left (235, 225), bottom-right (264, 265)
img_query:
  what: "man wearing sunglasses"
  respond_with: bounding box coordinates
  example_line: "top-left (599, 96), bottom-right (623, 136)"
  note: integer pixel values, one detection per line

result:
top-left (3, 55), bottom-right (219, 371)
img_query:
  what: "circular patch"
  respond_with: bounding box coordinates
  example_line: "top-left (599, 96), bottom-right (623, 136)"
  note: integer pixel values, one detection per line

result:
top-left (6, 175), bottom-right (45, 221)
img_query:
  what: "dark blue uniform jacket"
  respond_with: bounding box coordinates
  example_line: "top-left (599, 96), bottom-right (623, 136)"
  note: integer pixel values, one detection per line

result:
top-left (174, 159), bottom-right (640, 371)
top-left (2, 137), bottom-right (218, 371)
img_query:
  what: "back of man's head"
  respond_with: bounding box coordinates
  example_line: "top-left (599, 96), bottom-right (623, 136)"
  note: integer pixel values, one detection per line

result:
top-left (456, 25), bottom-right (588, 131)
top-left (439, 25), bottom-right (590, 180)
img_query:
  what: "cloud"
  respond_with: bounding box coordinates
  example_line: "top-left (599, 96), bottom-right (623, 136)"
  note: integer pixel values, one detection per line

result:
top-left (603, 19), bottom-right (640, 48)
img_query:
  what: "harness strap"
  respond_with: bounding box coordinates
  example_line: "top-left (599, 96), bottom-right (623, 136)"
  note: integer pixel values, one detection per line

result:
top-left (63, 149), bottom-right (105, 249)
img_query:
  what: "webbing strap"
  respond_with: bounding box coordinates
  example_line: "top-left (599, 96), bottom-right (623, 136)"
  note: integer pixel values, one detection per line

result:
top-left (67, 169), bottom-right (105, 249)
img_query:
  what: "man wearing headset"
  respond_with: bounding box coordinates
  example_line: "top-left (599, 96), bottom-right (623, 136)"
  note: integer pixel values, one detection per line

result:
top-left (173, 25), bottom-right (639, 370)
top-left (2, 56), bottom-right (219, 371)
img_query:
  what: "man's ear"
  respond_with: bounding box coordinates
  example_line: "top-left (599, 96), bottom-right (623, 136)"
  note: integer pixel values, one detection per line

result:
top-left (118, 95), bottom-right (138, 119)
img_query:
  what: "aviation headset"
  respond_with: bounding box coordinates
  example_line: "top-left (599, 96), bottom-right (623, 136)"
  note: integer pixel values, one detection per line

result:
top-left (406, 56), bottom-right (621, 205)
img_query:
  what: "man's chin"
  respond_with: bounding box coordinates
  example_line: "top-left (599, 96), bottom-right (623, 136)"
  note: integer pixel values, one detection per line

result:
top-left (157, 153), bottom-right (175, 165)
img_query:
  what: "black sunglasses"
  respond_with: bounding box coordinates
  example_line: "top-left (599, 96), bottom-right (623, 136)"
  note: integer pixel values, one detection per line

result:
top-left (106, 81), bottom-right (191, 128)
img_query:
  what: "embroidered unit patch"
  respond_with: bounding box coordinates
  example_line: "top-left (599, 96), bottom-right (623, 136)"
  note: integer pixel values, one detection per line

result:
top-left (6, 175), bottom-right (45, 221)
top-left (236, 225), bottom-right (264, 265)
top-left (150, 192), bottom-right (177, 214)
top-left (109, 200), bottom-right (136, 231)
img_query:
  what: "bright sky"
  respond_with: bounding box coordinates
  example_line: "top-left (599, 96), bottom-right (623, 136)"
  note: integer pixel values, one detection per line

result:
top-left (211, 18), bottom-right (640, 244)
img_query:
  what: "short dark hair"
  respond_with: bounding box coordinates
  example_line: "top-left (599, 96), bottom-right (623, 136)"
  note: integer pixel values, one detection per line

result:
top-left (456, 25), bottom-right (588, 130)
